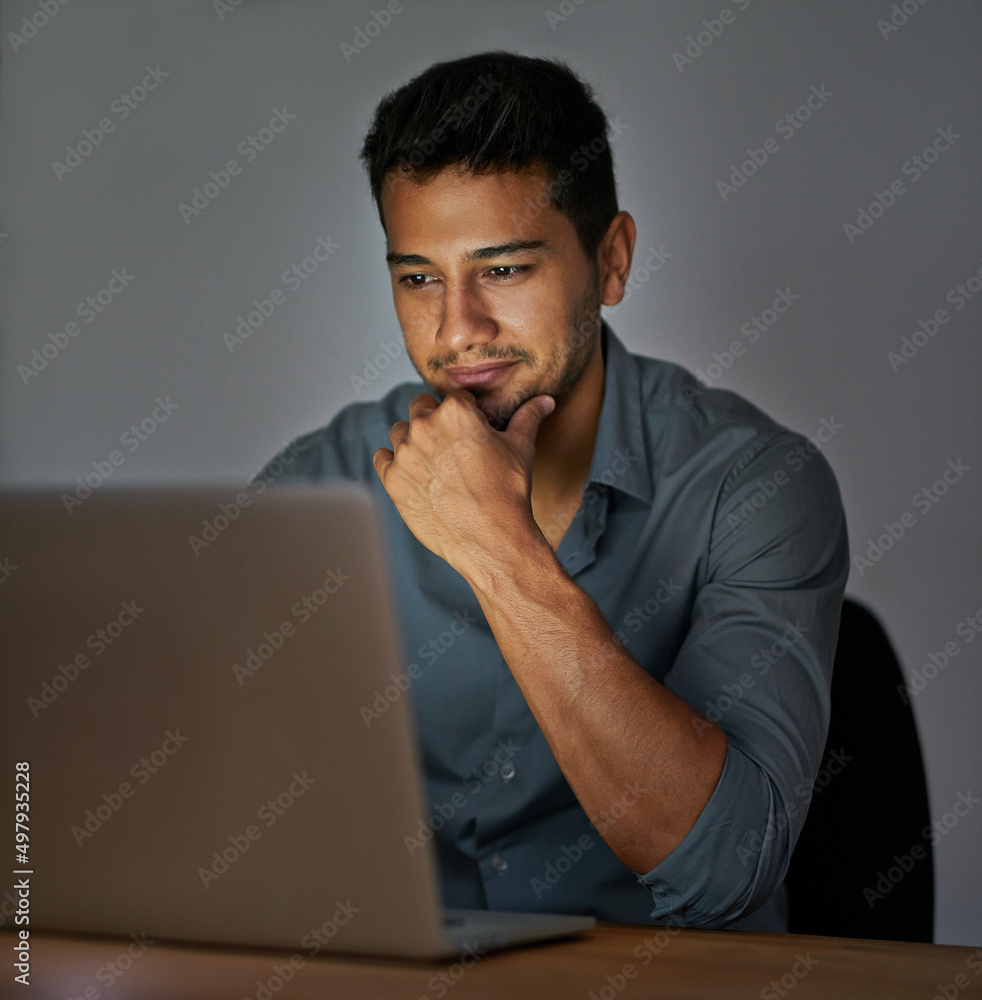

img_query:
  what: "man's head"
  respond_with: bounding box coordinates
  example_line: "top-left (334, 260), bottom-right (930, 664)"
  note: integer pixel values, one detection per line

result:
top-left (360, 52), bottom-right (634, 431)
top-left (360, 51), bottom-right (619, 260)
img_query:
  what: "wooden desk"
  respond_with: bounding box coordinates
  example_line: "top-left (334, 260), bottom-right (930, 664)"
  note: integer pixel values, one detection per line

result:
top-left (3, 925), bottom-right (980, 1000)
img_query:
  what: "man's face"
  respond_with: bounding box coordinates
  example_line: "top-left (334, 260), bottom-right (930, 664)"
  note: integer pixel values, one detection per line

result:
top-left (380, 166), bottom-right (602, 431)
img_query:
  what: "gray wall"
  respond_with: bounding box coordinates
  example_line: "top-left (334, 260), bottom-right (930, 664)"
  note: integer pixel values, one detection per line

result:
top-left (1, 0), bottom-right (979, 944)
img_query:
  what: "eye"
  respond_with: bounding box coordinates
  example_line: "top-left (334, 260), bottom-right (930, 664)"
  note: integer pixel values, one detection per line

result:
top-left (487, 265), bottom-right (530, 281)
top-left (398, 273), bottom-right (436, 288)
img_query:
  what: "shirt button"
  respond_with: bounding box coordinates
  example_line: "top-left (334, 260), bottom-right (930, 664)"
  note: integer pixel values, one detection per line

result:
top-left (500, 762), bottom-right (516, 781)
top-left (491, 854), bottom-right (508, 873)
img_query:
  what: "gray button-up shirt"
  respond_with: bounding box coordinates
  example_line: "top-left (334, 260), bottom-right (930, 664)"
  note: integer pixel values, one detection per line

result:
top-left (256, 323), bottom-right (849, 930)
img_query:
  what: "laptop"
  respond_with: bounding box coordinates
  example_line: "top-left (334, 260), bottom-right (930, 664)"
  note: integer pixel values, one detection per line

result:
top-left (0, 484), bottom-right (594, 959)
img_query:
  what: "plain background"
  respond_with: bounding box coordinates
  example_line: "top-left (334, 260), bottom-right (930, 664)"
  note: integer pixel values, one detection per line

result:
top-left (1, 0), bottom-right (979, 945)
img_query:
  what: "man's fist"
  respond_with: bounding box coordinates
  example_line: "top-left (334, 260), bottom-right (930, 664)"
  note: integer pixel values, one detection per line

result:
top-left (373, 389), bottom-right (555, 572)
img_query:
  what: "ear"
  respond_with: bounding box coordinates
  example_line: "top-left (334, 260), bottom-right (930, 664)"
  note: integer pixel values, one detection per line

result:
top-left (596, 211), bottom-right (637, 307)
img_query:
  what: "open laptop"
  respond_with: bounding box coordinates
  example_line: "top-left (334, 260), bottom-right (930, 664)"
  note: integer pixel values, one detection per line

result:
top-left (0, 484), bottom-right (594, 959)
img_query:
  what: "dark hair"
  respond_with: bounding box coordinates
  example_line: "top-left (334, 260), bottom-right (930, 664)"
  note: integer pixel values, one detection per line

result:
top-left (360, 51), bottom-right (619, 257)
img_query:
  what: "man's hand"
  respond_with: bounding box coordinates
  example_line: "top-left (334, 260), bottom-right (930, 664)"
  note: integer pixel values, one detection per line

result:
top-left (375, 386), bottom-right (728, 875)
top-left (372, 390), bottom-right (555, 574)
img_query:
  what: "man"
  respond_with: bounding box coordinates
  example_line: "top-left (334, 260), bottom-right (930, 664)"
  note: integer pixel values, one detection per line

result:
top-left (258, 52), bottom-right (849, 931)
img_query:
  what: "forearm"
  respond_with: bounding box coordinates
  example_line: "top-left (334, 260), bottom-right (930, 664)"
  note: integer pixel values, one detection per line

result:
top-left (461, 528), bottom-right (728, 873)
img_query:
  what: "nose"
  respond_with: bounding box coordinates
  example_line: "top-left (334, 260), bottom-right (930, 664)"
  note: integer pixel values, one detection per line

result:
top-left (436, 279), bottom-right (497, 356)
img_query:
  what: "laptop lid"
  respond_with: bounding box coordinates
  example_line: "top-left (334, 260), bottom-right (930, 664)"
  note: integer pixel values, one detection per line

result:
top-left (1, 484), bottom-right (462, 958)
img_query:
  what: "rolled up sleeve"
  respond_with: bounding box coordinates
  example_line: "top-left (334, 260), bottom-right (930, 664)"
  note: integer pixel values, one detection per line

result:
top-left (638, 431), bottom-right (850, 927)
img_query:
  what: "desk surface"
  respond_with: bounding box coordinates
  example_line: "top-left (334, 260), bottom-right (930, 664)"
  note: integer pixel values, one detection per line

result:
top-left (4, 925), bottom-right (980, 1000)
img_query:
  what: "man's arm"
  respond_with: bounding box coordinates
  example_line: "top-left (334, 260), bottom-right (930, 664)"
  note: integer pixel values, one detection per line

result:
top-left (270, 377), bottom-right (847, 925)
top-left (463, 523), bottom-right (729, 873)
top-left (372, 388), bottom-right (728, 874)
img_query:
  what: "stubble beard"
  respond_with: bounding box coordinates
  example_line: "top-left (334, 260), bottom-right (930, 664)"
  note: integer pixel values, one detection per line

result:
top-left (410, 269), bottom-right (603, 432)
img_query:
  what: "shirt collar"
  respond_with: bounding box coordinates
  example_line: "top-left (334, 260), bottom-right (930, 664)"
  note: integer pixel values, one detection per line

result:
top-left (586, 322), bottom-right (655, 504)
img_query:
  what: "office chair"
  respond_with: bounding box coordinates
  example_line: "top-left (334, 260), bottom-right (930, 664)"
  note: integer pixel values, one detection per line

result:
top-left (784, 598), bottom-right (934, 941)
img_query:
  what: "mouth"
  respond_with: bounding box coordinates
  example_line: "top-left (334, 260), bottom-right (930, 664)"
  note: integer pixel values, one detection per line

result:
top-left (442, 360), bottom-right (519, 389)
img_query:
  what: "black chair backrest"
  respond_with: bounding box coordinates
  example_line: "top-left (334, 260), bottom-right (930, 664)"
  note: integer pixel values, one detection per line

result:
top-left (784, 598), bottom-right (934, 941)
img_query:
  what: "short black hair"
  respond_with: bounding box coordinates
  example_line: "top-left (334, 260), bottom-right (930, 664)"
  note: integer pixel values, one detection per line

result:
top-left (360, 51), bottom-right (619, 257)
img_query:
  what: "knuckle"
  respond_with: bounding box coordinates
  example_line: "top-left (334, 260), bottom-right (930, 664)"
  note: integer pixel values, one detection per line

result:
top-left (442, 392), bottom-right (470, 415)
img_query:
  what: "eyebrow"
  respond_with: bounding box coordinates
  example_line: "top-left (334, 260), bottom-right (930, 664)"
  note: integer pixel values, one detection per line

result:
top-left (385, 240), bottom-right (553, 268)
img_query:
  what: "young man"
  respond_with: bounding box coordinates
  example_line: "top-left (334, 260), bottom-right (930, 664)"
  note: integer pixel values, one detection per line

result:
top-left (258, 52), bottom-right (849, 931)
